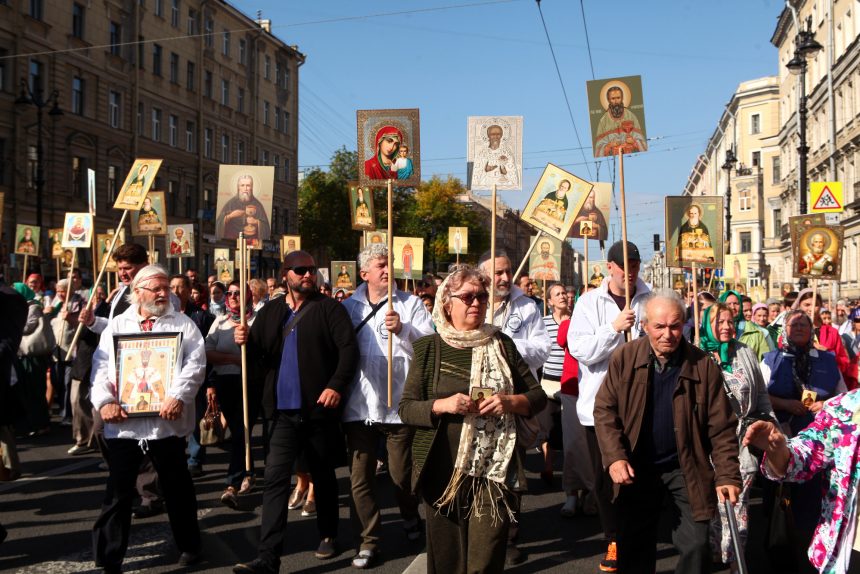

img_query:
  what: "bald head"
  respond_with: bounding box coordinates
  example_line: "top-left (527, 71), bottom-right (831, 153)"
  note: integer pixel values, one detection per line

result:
top-left (642, 290), bottom-right (686, 359)
top-left (283, 249), bottom-right (315, 270)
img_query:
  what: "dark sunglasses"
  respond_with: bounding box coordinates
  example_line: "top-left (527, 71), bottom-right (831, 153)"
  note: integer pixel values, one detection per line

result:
top-left (451, 292), bottom-right (490, 307)
top-left (289, 266), bottom-right (317, 276)
top-left (225, 291), bottom-right (241, 298)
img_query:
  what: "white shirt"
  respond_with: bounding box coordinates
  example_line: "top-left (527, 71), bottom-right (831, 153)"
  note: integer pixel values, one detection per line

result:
top-left (491, 285), bottom-right (552, 379)
top-left (90, 304), bottom-right (206, 440)
top-left (568, 277), bottom-right (651, 426)
top-left (342, 284), bottom-right (435, 424)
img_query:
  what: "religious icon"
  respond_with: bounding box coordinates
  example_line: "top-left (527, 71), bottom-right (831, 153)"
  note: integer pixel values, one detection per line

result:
top-left (331, 261), bottom-right (357, 291)
top-left (587, 260), bottom-right (609, 288)
top-left (216, 260), bottom-right (234, 283)
top-left (586, 75), bottom-right (648, 158)
top-left (521, 164), bottom-right (593, 241)
top-left (215, 165), bottom-right (275, 248)
top-left (113, 159), bottom-right (163, 210)
top-left (131, 191), bottom-right (168, 236)
top-left (448, 227), bottom-right (469, 255)
top-left (14, 224), bottom-right (40, 256)
top-left (529, 235), bottom-right (562, 282)
top-left (49, 228), bottom-right (64, 259)
top-left (280, 235), bottom-right (301, 260)
top-left (392, 237), bottom-right (424, 280)
top-left (357, 109), bottom-right (421, 187)
top-left (801, 389), bottom-right (818, 410)
top-left (61, 212), bottom-right (94, 248)
top-left (572, 182), bottom-right (611, 240)
top-left (364, 230), bottom-right (387, 247)
top-left (166, 224), bottom-right (194, 258)
top-left (97, 232), bottom-right (125, 273)
top-left (791, 214), bottom-right (843, 280)
top-left (470, 386), bottom-right (494, 405)
top-left (467, 116), bottom-right (523, 191)
top-left (115, 333), bottom-right (180, 417)
top-left (665, 196), bottom-right (724, 269)
top-left (214, 248), bottom-right (230, 265)
top-left (348, 182), bottom-right (377, 231)
top-left (724, 254), bottom-right (749, 293)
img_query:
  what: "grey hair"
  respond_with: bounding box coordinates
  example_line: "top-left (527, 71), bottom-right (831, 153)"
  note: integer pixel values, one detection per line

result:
top-left (641, 289), bottom-right (686, 324)
top-left (439, 265), bottom-right (491, 311)
top-left (128, 264), bottom-right (169, 306)
top-left (56, 279), bottom-right (69, 291)
top-left (358, 243), bottom-right (389, 272)
top-left (477, 248), bottom-right (511, 270)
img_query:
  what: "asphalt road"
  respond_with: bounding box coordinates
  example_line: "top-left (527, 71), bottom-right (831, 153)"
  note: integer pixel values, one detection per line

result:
top-left (0, 419), bottom-right (799, 573)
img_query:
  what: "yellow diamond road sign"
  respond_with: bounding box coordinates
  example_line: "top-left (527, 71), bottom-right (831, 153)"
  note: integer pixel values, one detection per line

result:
top-left (810, 182), bottom-right (844, 213)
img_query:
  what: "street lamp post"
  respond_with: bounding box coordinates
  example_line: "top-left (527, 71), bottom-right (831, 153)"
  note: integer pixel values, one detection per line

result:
top-left (722, 146), bottom-right (737, 254)
top-left (15, 78), bottom-right (63, 230)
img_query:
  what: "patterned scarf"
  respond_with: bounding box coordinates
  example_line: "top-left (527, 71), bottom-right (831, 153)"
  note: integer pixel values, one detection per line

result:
top-left (699, 305), bottom-right (735, 373)
top-left (776, 315), bottom-right (814, 397)
top-left (430, 276), bottom-right (517, 523)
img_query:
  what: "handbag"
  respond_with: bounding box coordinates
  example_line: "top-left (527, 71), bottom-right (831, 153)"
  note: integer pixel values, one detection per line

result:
top-left (20, 307), bottom-right (56, 357)
top-left (766, 483), bottom-right (798, 569)
top-left (199, 397), bottom-right (225, 446)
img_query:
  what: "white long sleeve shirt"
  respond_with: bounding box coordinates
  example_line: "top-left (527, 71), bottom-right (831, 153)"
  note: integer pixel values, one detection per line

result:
top-left (90, 304), bottom-right (206, 440)
top-left (491, 285), bottom-right (552, 379)
top-left (342, 284), bottom-right (435, 424)
top-left (568, 277), bottom-right (651, 426)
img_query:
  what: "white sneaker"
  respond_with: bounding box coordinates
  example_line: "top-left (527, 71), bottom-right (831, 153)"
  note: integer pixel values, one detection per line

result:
top-left (560, 495), bottom-right (578, 517)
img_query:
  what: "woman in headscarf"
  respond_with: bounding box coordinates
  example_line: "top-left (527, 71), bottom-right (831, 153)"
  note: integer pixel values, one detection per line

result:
top-left (719, 290), bottom-right (774, 359)
top-left (699, 303), bottom-right (775, 573)
top-left (792, 287), bottom-right (856, 390)
top-left (751, 302), bottom-right (770, 329)
top-left (399, 266), bottom-right (546, 573)
top-left (205, 280), bottom-right (258, 508)
top-left (364, 126), bottom-right (403, 180)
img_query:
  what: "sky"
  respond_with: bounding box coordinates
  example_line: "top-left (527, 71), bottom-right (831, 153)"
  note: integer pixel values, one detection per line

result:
top-left (230, 0), bottom-right (785, 262)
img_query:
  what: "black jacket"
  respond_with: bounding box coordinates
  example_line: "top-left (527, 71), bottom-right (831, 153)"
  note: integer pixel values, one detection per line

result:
top-left (70, 291), bottom-right (131, 381)
top-left (248, 292), bottom-right (359, 420)
top-left (0, 287), bottom-right (28, 425)
top-left (184, 302), bottom-right (215, 336)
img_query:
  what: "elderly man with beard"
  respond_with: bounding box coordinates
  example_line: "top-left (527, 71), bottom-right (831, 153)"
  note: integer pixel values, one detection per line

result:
top-left (215, 174), bottom-right (271, 240)
top-left (233, 250), bottom-right (359, 574)
top-left (479, 249), bottom-right (551, 565)
top-left (90, 265), bottom-right (206, 573)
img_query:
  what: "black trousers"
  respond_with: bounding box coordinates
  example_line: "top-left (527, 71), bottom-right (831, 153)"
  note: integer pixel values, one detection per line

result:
top-left (92, 436), bottom-right (200, 568)
top-left (257, 411), bottom-right (340, 566)
top-left (214, 374), bottom-right (260, 488)
top-left (585, 425), bottom-right (616, 540)
top-left (616, 465), bottom-right (710, 574)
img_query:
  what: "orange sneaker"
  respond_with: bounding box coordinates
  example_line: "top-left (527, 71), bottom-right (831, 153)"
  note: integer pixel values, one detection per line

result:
top-left (599, 541), bottom-right (617, 572)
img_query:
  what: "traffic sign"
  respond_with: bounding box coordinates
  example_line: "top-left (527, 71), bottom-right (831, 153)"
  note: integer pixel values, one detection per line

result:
top-left (810, 182), bottom-right (844, 213)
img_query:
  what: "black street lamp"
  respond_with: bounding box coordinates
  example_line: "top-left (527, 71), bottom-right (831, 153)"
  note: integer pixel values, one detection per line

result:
top-left (15, 78), bottom-right (63, 231)
top-left (786, 16), bottom-right (823, 216)
top-left (722, 146), bottom-right (737, 254)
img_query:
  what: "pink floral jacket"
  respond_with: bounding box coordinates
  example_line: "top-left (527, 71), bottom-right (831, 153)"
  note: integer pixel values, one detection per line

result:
top-left (763, 389), bottom-right (860, 574)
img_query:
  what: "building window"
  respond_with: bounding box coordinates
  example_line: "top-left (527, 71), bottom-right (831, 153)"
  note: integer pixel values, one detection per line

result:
top-left (264, 55), bottom-right (270, 79)
top-left (772, 208), bottom-right (782, 237)
top-left (167, 180), bottom-right (176, 215)
top-left (751, 113), bottom-right (761, 134)
top-left (185, 184), bottom-right (195, 218)
top-left (151, 108), bottom-right (162, 141)
top-left (221, 79), bottom-right (229, 106)
top-left (186, 61), bottom-right (195, 91)
top-left (283, 111), bottom-right (290, 135)
top-left (283, 63), bottom-right (290, 90)
top-left (72, 3), bottom-right (85, 39)
top-left (274, 106), bottom-right (281, 131)
top-left (154, 0), bottom-right (163, 17)
top-left (772, 156), bottom-right (781, 185)
top-left (752, 151), bottom-right (761, 168)
top-left (204, 71), bottom-right (212, 98)
top-left (221, 134), bottom-right (230, 162)
top-left (284, 157), bottom-right (290, 180)
top-left (263, 101), bottom-right (270, 125)
top-left (109, 90), bottom-right (121, 128)
top-left (72, 76), bottom-right (84, 115)
top-left (169, 114), bottom-right (178, 147)
top-left (138, 36), bottom-right (145, 70)
top-left (237, 140), bottom-right (245, 163)
top-left (109, 22), bottom-right (121, 56)
top-left (169, 52), bottom-right (179, 83)
top-left (237, 87), bottom-right (245, 113)
top-left (29, 0), bottom-right (43, 20)
top-left (185, 120), bottom-right (195, 152)
top-left (152, 44), bottom-right (163, 76)
top-left (739, 231), bottom-right (752, 253)
top-left (108, 165), bottom-right (118, 203)
top-left (171, 0), bottom-right (179, 27)
top-left (262, 149), bottom-right (269, 165)
top-left (137, 102), bottom-right (144, 134)
top-left (275, 62), bottom-right (280, 86)
top-left (739, 188), bottom-right (752, 211)
top-left (239, 39), bottom-right (247, 65)
top-left (222, 30), bottom-right (230, 57)
top-left (27, 145), bottom-right (37, 188)
top-left (204, 127), bottom-right (212, 158)
top-left (72, 157), bottom-right (82, 198)
top-left (187, 8), bottom-right (196, 35)
top-left (272, 206), bottom-right (279, 234)
top-left (274, 155), bottom-right (280, 181)
top-left (204, 15), bottom-right (214, 48)
top-left (29, 59), bottom-right (43, 94)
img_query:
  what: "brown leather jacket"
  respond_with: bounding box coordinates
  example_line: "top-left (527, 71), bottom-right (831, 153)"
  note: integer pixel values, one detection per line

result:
top-left (594, 336), bottom-right (741, 521)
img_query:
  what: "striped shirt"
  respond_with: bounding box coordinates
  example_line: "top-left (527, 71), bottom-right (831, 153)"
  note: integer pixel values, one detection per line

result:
top-left (542, 314), bottom-right (566, 380)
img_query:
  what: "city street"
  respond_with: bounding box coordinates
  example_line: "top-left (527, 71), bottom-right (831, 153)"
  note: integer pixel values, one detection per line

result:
top-left (0, 419), bottom-right (778, 573)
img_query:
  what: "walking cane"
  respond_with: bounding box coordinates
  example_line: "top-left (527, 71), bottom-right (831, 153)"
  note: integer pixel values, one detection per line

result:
top-left (723, 487), bottom-right (747, 574)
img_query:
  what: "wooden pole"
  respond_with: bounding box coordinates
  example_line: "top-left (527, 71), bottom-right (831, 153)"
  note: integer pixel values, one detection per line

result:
top-left (583, 235), bottom-right (589, 289)
top-left (618, 149), bottom-right (631, 341)
top-left (542, 278), bottom-right (547, 315)
top-left (456, 252), bottom-right (459, 266)
top-left (386, 179), bottom-right (394, 408)
top-left (55, 256), bottom-right (60, 286)
top-left (811, 278), bottom-right (819, 325)
top-left (489, 183), bottom-right (497, 325)
top-left (148, 234), bottom-right (155, 265)
top-left (91, 232), bottom-right (98, 286)
top-left (512, 230), bottom-right (544, 283)
top-left (692, 262), bottom-right (700, 347)
top-left (22, 254), bottom-right (28, 282)
top-left (239, 232), bottom-right (251, 473)
top-left (178, 256), bottom-right (183, 275)
top-left (64, 210), bottom-right (129, 361)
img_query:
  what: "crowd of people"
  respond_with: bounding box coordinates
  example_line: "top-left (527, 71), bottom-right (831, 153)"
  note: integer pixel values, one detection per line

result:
top-left (3, 237), bottom-right (860, 574)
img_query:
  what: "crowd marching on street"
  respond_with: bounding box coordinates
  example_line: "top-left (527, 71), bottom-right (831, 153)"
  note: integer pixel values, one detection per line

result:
top-left (5, 237), bottom-right (860, 574)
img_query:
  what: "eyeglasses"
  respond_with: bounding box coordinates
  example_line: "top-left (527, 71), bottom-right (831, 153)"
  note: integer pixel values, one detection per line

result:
top-left (289, 266), bottom-right (317, 276)
top-left (138, 285), bottom-right (170, 294)
top-left (450, 292), bottom-right (490, 307)
top-left (225, 291), bottom-right (241, 298)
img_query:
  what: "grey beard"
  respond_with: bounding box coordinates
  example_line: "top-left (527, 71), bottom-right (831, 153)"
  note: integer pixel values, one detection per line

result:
top-left (141, 300), bottom-right (169, 317)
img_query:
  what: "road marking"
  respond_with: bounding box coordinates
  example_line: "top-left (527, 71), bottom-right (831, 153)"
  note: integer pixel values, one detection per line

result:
top-left (0, 458), bottom-right (100, 494)
top-left (403, 552), bottom-right (426, 574)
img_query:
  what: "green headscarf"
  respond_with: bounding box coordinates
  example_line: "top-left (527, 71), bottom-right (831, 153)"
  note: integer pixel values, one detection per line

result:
top-left (12, 282), bottom-right (37, 302)
top-left (700, 305), bottom-right (734, 373)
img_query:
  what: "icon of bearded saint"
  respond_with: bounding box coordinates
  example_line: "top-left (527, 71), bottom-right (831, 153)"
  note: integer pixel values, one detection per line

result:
top-left (216, 174), bottom-right (271, 241)
top-left (593, 85), bottom-right (647, 157)
top-left (800, 231), bottom-right (835, 276)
